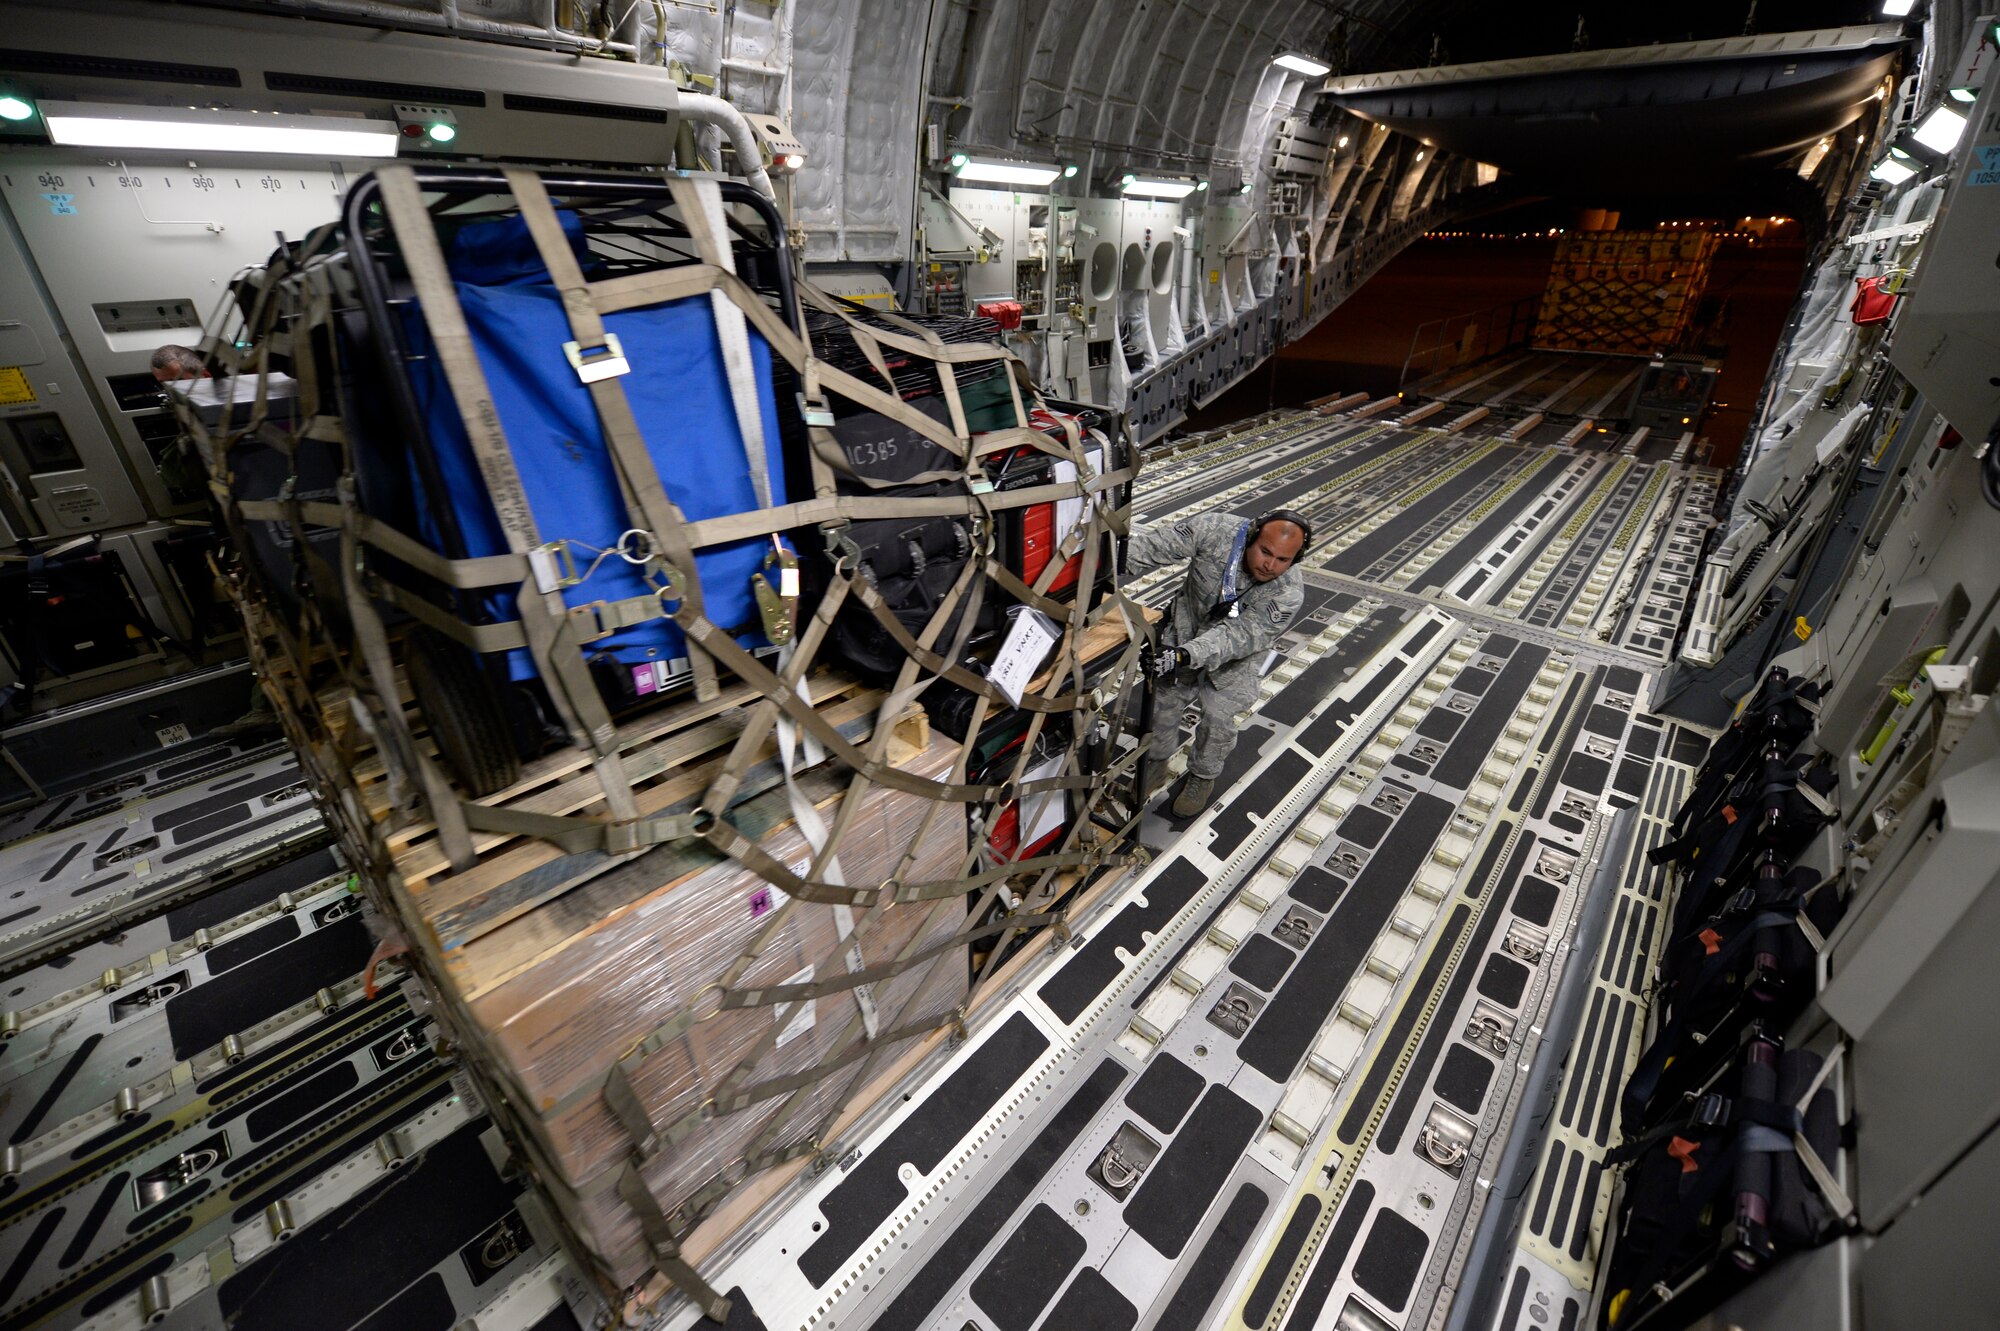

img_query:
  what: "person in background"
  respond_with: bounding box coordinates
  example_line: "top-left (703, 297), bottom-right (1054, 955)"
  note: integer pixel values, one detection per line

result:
top-left (153, 342), bottom-right (280, 744)
top-left (150, 343), bottom-right (208, 385)
top-left (1128, 509), bottom-right (1309, 817)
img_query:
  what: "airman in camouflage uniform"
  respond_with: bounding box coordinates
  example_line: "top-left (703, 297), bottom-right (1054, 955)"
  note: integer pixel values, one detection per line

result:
top-left (1127, 510), bottom-right (1307, 817)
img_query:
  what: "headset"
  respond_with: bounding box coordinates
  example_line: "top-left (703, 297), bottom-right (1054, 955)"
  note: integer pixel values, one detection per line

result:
top-left (1248, 508), bottom-right (1314, 559)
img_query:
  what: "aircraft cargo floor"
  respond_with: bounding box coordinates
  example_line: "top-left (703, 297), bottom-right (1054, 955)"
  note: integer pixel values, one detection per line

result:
top-left (0, 402), bottom-right (1715, 1331)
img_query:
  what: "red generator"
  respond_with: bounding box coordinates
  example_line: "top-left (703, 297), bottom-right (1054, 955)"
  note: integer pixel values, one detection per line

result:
top-left (981, 733), bottom-right (1071, 864)
top-left (989, 403), bottom-right (1124, 600)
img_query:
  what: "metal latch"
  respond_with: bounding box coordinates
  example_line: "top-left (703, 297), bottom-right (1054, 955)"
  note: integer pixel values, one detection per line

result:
top-left (752, 538), bottom-right (800, 646)
top-left (1418, 1102), bottom-right (1476, 1175)
top-left (564, 333), bottom-right (631, 383)
top-left (1206, 982), bottom-right (1265, 1038)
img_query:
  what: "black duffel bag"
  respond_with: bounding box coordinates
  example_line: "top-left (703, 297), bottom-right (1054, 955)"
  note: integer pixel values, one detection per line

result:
top-left (1603, 1031), bottom-right (1847, 1330)
top-left (814, 397), bottom-right (995, 682)
top-left (1622, 860), bottom-right (1846, 1132)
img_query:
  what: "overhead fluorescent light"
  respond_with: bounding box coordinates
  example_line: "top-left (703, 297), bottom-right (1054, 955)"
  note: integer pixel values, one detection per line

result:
top-left (1949, 86), bottom-right (1979, 102)
top-left (954, 156), bottom-right (1062, 187)
top-left (1274, 53), bottom-right (1333, 77)
top-left (1121, 175), bottom-right (1199, 199)
top-left (41, 102), bottom-right (399, 157)
top-left (1870, 156), bottom-right (1918, 184)
top-left (1880, 0), bottom-right (1916, 14)
top-left (1911, 102), bottom-right (1968, 153)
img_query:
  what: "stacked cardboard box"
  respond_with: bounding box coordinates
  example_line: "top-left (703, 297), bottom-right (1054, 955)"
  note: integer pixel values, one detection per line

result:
top-left (1533, 231), bottom-right (1716, 356)
top-left (453, 739), bottom-right (969, 1287)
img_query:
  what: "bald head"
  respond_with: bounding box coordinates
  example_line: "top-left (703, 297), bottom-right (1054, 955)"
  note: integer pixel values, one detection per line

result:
top-left (151, 344), bottom-right (208, 384)
top-left (1243, 519), bottom-right (1305, 582)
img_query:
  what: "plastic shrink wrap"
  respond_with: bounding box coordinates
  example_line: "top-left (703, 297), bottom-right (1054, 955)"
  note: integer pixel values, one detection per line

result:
top-left (460, 737), bottom-right (969, 1280)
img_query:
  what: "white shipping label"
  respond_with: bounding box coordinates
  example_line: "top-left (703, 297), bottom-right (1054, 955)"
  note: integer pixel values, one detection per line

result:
top-left (1052, 444), bottom-right (1105, 548)
top-left (989, 609), bottom-right (1061, 707)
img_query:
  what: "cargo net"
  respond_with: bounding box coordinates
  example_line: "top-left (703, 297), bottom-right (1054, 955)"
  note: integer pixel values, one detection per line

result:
top-left (176, 165), bottom-right (1150, 1321)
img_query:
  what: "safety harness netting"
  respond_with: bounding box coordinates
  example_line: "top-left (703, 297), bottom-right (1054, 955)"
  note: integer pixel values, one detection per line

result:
top-left (179, 164), bottom-right (1151, 1321)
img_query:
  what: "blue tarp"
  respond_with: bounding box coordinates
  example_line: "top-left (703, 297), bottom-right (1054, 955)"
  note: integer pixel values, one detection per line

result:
top-left (399, 212), bottom-right (788, 684)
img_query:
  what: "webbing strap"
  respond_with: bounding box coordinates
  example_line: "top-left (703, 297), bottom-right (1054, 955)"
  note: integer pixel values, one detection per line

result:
top-left (673, 178), bottom-right (777, 515)
top-left (504, 168), bottom-right (725, 708)
top-left (613, 1165), bottom-right (733, 1321)
top-left (377, 166), bottom-right (626, 776)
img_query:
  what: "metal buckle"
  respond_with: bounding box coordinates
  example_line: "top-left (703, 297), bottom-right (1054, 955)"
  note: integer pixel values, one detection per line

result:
top-left (564, 333), bottom-right (631, 383)
top-left (1720, 886), bottom-right (1758, 918)
top-left (527, 540), bottom-right (583, 592)
top-left (1689, 1092), bottom-right (1730, 1128)
top-left (751, 571), bottom-right (794, 646)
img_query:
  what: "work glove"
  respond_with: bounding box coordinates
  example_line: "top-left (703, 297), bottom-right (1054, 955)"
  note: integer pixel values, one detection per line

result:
top-left (1144, 645), bottom-right (1191, 679)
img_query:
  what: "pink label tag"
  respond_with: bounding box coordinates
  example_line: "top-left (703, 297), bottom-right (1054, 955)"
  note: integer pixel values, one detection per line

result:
top-left (749, 887), bottom-right (773, 917)
top-left (632, 663), bottom-right (658, 696)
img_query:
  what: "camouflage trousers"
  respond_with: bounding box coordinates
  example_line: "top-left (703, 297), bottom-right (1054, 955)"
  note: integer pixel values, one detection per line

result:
top-left (1149, 662), bottom-right (1261, 781)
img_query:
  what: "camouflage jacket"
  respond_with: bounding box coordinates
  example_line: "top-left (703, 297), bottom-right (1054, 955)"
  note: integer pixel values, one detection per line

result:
top-left (1126, 512), bottom-right (1303, 681)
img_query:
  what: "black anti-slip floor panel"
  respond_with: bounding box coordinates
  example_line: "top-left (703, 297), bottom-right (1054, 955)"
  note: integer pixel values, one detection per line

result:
top-left (1670, 727), bottom-right (1712, 767)
top-left (223, 1054), bottom-right (439, 1187)
top-left (216, 1120), bottom-right (513, 1330)
top-left (1244, 432), bottom-right (1411, 515)
top-left (152, 768), bottom-right (303, 838)
top-left (353, 1272), bottom-right (456, 1331)
top-left (1207, 752), bottom-right (1312, 851)
top-left (1327, 448), bottom-right (1519, 576)
top-left (1408, 457), bottom-right (1562, 592)
top-left (1435, 1045), bottom-right (1496, 1115)
top-left (1499, 1266), bottom-right (1531, 1330)
top-left (1162, 737), bottom-right (1274, 833)
top-left (1477, 954), bottom-right (1531, 1009)
top-left (1605, 666), bottom-right (1645, 695)
top-left (1461, 821), bottom-right (1515, 900)
top-left (1125, 1054), bottom-right (1205, 1135)
top-left (1562, 752), bottom-right (1611, 796)
top-left (1373, 831), bottom-right (1534, 1152)
top-left (9, 1034), bottom-right (103, 1145)
top-left (1278, 1179), bottom-right (1376, 1331)
top-left (1584, 704), bottom-right (1626, 738)
top-left (1261, 609), bottom-right (1410, 729)
top-left (1287, 866), bottom-right (1348, 914)
top-left (1513, 876), bottom-right (1559, 927)
top-left (1242, 1195), bottom-right (1322, 1327)
top-left (720, 1287), bottom-right (769, 1330)
top-left (1351, 1208), bottom-right (1429, 1312)
top-left (158, 807), bottom-right (305, 868)
top-left (969, 1203), bottom-right (1086, 1331)
top-left (1432, 644), bottom-right (1548, 789)
top-left (1139, 431), bottom-right (1401, 521)
top-left (1228, 934), bottom-right (1298, 992)
top-left (1243, 794), bottom-right (1454, 1084)
top-left (1416, 709), bottom-right (1465, 742)
top-left (1126, 1084), bottom-right (1264, 1259)
top-left (800, 1014), bottom-right (1051, 1287)
top-left (243, 1062), bottom-right (361, 1142)
top-left (165, 912), bottom-right (372, 1060)
top-left (1339, 903), bottom-right (1470, 1145)
top-left (1042, 1267), bottom-right (1138, 1331)
top-left (1337, 806), bottom-right (1391, 849)
top-left (164, 846), bottom-right (342, 939)
top-left (1454, 667), bottom-right (1497, 697)
top-left (1154, 1182), bottom-right (1270, 1331)
top-left (204, 914), bottom-right (303, 975)
top-left (1038, 858), bottom-right (1207, 1025)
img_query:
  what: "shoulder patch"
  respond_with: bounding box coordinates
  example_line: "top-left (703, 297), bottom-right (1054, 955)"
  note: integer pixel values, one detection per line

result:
top-left (1269, 602), bottom-right (1295, 628)
top-left (1173, 520), bottom-right (1194, 538)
